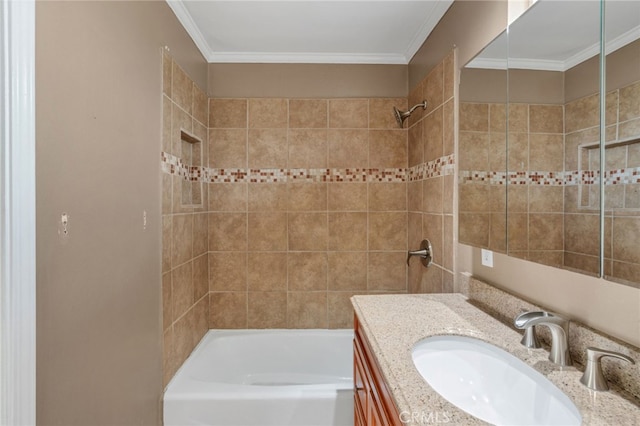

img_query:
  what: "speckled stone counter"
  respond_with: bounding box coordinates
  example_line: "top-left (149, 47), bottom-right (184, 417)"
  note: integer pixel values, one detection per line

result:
top-left (351, 294), bottom-right (640, 426)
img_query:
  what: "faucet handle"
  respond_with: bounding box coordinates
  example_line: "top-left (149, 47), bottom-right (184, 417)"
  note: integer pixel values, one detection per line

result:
top-left (580, 347), bottom-right (635, 391)
top-left (514, 311), bottom-right (550, 348)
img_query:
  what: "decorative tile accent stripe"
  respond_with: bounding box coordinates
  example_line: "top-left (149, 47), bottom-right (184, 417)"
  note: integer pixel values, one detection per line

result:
top-left (459, 167), bottom-right (640, 186)
top-left (161, 152), bottom-right (455, 183)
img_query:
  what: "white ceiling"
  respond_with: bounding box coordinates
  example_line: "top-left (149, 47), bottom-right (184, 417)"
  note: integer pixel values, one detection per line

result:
top-left (167, 0), bottom-right (453, 64)
top-left (467, 0), bottom-right (640, 71)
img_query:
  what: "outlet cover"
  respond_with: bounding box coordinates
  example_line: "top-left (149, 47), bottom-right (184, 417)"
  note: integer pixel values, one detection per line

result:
top-left (481, 249), bottom-right (494, 267)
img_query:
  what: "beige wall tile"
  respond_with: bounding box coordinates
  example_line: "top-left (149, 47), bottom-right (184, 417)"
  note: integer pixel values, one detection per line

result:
top-left (443, 51), bottom-right (455, 101)
top-left (507, 185), bottom-right (528, 212)
top-left (163, 328), bottom-right (176, 387)
top-left (172, 102), bottom-right (192, 157)
top-left (489, 103), bottom-right (506, 133)
top-left (172, 311), bottom-right (195, 372)
top-left (248, 183), bottom-right (288, 211)
top-left (367, 252), bottom-right (406, 291)
top-left (208, 129), bottom-right (247, 169)
top-left (192, 84), bottom-right (208, 126)
top-left (408, 212), bottom-right (423, 252)
top-left (619, 81), bottom-right (640, 122)
top-left (172, 261), bottom-right (193, 319)
top-left (208, 213), bottom-right (247, 251)
top-left (612, 217), bottom-right (640, 264)
top-left (407, 181), bottom-right (423, 212)
top-left (193, 254), bottom-right (209, 301)
top-left (328, 183), bottom-right (367, 211)
top-left (508, 104), bottom-right (529, 133)
top-left (565, 94), bottom-right (599, 134)
top-left (193, 213), bottom-right (208, 257)
top-left (442, 175), bottom-right (454, 214)
top-left (289, 99), bottom-right (328, 128)
top-left (529, 213), bottom-right (564, 251)
top-left (610, 261), bottom-right (640, 285)
top-left (247, 212), bottom-right (287, 251)
top-left (209, 252), bottom-right (247, 291)
top-left (507, 213), bottom-right (528, 251)
top-left (248, 252), bottom-right (287, 291)
top-left (209, 292), bottom-right (247, 329)
top-left (423, 61), bottom-right (444, 115)
top-left (162, 174), bottom-right (172, 215)
top-left (619, 117), bottom-right (640, 139)
top-left (288, 129), bottom-right (328, 168)
top-left (209, 99), bottom-right (247, 129)
top-left (458, 131), bottom-right (489, 171)
top-left (423, 177), bottom-right (443, 213)
top-left (369, 182), bottom-right (406, 211)
top-left (370, 98), bottom-right (406, 129)
top-left (248, 292), bottom-right (287, 328)
top-left (420, 264), bottom-right (443, 293)
top-left (287, 292), bottom-right (328, 328)
top-left (288, 252), bottom-right (328, 291)
top-left (564, 252), bottom-right (599, 275)
top-left (288, 212), bottom-right (328, 251)
top-left (459, 103), bottom-right (488, 132)
top-left (369, 130), bottom-right (407, 168)
top-left (171, 214), bottom-right (193, 266)
top-left (327, 129), bottom-right (369, 168)
top-left (162, 216), bottom-right (171, 273)
top-left (328, 212), bottom-right (367, 251)
top-left (162, 96), bottom-right (172, 154)
top-left (459, 212), bottom-right (490, 248)
top-left (529, 105), bottom-right (563, 134)
top-left (209, 183), bottom-right (247, 212)
top-left (172, 62), bottom-right (193, 115)
top-left (328, 292), bottom-right (358, 329)
top-left (408, 120), bottom-right (424, 167)
top-left (369, 212), bottom-right (407, 251)
top-left (488, 132), bottom-right (507, 171)
top-left (529, 133), bottom-right (564, 171)
top-left (424, 107), bottom-right (444, 162)
top-left (442, 215), bottom-right (454, 271)
top-left (162, 51), bottom-right (172, 98)
top-left (162, 273), bottom-right (172, 331)
top-left (443, 99), bottom-right (455, 156)
top-left (329, 99), bottom-right (368, 128)
top-left (328, 252), bottom-right (367, 291)
top-left (489, 212), bottom-right (507, 253)
top-left (423, 213), bottom-right (443, 266)
top-left (508, 132), bottom-right (529, 171)
top-left (288, 183), bottom-right (327, 211)
top-left (248, 129), bottom-right (288, 168)
top-left (529, 186), bottom-right (564, 213)
top-left (408, 82), bottom-right (425, 127)
top-left (249, 98), bottom-right (288, 128)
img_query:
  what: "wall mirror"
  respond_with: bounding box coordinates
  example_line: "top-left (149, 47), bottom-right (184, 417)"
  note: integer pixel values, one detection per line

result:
top-left (459, 0), bottom-right (640, 288)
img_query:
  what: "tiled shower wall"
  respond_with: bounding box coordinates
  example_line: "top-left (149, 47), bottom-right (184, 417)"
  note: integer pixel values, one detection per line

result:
top-left (564, 80), bottom-right (640, 283)
top-left (459, 102), bottom-right (565, 266)
top-left (161, 49), bottom-right (458, 383)
top-left (206, 97), bottom-right (410, 330)
top-left (161, 51), bottom-right (209, 385)
top-left (458, 79), bottom-right (640, 285)
top-left (407, 51), bottom-right (456, 293)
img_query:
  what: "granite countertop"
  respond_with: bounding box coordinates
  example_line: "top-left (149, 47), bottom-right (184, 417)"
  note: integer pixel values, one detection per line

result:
top-left (351, 294), bottom-right (640, 426)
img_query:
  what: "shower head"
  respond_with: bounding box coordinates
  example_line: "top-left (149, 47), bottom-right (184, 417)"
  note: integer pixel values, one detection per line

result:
top-left (393, 100), bottom-right (428, 128)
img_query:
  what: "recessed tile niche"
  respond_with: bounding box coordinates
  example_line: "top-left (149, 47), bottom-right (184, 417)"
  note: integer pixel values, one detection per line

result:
top-left (180, 130), bottom-right (202, 207)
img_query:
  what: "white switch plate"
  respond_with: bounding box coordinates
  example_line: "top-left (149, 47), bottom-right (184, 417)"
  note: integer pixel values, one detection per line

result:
top-left (481, 249), bottom-right (494, 267)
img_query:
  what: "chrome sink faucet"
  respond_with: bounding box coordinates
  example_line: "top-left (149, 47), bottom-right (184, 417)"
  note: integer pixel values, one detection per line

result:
top-left (514, 311), bottom-right (572, 367)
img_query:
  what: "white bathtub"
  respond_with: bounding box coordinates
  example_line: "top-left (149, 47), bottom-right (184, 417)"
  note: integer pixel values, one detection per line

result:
top-left (164, 329), bottom-right (354, 426)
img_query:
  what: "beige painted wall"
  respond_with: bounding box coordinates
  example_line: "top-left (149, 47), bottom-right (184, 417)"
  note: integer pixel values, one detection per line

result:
top-left (458, 245), bottom-right (640, 347)
top-left (409, 0), bottom-right (508, 91)
top-left (36, 1), bottom-right (206, 424)
top-left (208, 63), bottom-right (408, 98)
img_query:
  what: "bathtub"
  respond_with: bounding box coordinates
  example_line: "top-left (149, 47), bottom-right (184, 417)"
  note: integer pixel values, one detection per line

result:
top-left (164, 329), bottom-right (354, 426)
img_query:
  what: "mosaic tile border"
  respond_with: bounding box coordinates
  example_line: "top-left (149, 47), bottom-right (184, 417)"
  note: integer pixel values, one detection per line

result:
top-left (459, 167), bottom-right (640, 186)
top-left (161, 152), bottom-right (454, 183)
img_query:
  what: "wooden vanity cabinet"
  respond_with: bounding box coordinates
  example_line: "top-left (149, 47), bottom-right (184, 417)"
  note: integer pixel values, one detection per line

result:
top-left (354, 315), bottom-right (401, 426)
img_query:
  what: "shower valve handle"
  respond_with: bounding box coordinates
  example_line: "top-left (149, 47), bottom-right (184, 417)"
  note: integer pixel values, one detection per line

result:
top-left (407, 239), bottom-right (433, 268)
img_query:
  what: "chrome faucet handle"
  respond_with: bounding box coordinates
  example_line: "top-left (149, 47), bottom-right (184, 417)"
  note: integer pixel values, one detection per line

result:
top-left (514, 311), bottom-right (572, 366)
top-left (580, 347), bottom-right (635, 391)
top-left (514, 311), bottom-right (549, 349)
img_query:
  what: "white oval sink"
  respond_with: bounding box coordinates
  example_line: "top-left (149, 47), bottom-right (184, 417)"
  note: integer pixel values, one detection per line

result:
top-left (412, 335), bottom-right (581, 426)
